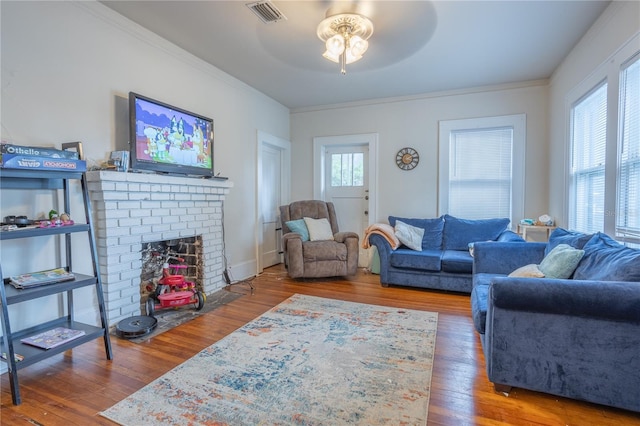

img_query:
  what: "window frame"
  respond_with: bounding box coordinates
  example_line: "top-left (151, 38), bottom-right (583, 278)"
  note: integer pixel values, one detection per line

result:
top-left (568, 80), bottom-right (608, 234)
top-left (565, 33), bottom-right (640, 244)
top-left (616, 52), bottom-right (640, 240)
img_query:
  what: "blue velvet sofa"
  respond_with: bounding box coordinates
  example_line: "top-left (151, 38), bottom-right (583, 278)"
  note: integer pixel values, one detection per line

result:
top-left (471, 228), bottom-right (640, 412)
top-left (368, 214), bottom-right (523, 293)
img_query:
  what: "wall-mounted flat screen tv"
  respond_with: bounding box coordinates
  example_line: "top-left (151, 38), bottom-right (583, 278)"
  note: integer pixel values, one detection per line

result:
top-left (129, 92), bottom-right (214, 177)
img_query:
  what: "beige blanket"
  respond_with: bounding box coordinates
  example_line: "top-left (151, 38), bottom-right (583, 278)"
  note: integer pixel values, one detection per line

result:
top-left (362, 223), bottom-right (400, 250)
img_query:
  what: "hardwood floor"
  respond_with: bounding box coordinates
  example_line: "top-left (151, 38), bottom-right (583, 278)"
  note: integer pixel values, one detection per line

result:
top-left (1, 265), bottom-right (639, 425)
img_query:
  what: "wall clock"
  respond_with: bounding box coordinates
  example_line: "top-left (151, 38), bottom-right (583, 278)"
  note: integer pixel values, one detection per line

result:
top-left (396, 147), bottom-right (419, 170)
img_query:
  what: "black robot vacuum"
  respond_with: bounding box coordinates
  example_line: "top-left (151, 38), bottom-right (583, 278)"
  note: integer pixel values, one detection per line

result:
top-left (115, 315), bottom-right (158, 339)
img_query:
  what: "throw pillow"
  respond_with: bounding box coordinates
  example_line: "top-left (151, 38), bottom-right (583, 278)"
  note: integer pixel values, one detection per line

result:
top-left (573, 233), bottom-right (640, 282)
top-left (508, 264), bottom-right (545, 278)
top-left (442, 214), bottom-right (510, 251)
top-left (285, 219), bottom-right (309, 242)
top-left (303, 217), bottom-right (334, 241)
top-left (545, 228), bottom-right (593, 256)
top-left (394, 220), bottom-right (425, 251)
top-left (538, 243), bottom-right (585, 279)
top-left (388, 216), bottom-right (444, 250)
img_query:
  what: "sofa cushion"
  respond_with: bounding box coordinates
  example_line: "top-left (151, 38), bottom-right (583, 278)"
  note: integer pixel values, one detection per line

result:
top-left (497, 229), bottom-right (526, 242)
top-left (573, 233), bottom-right (640, 282)
top-left (388, 216), bottom-right (444, 250)
top-left (389, 248), bottom-right (441, 272)
top-left (545, 228), bottom-right (593, 255)
top-left (470, 273), bottom-right (503, 334)
top-left (538, 244), bottom-right (585, 279)
top-left (442, 215), bottom-right (510, 250)
top-left (441, 250), bottom-right (473, 273)
top-left (394, 220), bottom-right (424, 251)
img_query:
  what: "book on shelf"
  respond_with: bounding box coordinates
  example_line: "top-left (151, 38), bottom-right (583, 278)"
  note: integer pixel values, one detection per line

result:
top-left (0, 154), bottom-right (86, 172)
top-left (9, 268), bottom-right (75, 289)
top-left (1, 143), bottom-right (80, 159)
top-left (1, 352), bottom-right (24, 362)
top-left (20, 327), bottom-right (86, 350)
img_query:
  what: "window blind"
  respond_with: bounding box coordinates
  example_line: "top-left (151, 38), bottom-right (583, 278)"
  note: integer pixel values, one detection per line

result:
top-left (570, 81), bottom-right (607, 234)
top-left (616, 54), bottom-right (640, 238)
top-left (448, 127), bottom-right (513, 220)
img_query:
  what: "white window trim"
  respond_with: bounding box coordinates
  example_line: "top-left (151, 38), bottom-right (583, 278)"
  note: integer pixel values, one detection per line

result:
top-left (616, 52), bottom-right (640, 240)
top-left (438, 114), bottom-right (526, 226)
top-left (565, 32), bottom-right (640, 244)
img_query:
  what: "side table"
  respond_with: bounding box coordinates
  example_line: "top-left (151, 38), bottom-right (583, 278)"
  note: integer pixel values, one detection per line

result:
top-left (518, 224), bottom-right (557, 241)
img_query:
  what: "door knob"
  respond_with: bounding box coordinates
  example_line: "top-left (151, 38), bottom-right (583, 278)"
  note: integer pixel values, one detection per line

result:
top-left (364, 210), bottom-right (369, 215)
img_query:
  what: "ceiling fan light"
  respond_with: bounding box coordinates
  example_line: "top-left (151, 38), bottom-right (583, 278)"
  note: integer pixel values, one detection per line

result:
top-left (345, 51), bottom-right (362, 65)
top-left (317, 11), bottom-right (374, 74)
top-left (326, 34), bottom-right (345, 55)
top-left (349, 36), bottom-right (368, 57)
top-left (322, 50), bottom-right (340, 63)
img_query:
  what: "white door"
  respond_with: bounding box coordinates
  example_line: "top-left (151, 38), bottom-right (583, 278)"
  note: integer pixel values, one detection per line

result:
top-left (324, 145), bottom-right (369, 265)
top-left (261, 144), bottom-right (282, 268)
top-left (257, 132), bottom-right (291, 273)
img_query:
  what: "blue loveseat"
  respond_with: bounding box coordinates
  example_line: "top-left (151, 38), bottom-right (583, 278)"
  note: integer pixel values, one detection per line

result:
top-left (471, 228), bottom-right (640, 412)
top-left (368, 214), bottom-right (523, 293)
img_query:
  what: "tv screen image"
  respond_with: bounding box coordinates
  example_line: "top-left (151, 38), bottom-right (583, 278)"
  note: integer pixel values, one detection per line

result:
top-left (129, 92), bottom-right (214, 177)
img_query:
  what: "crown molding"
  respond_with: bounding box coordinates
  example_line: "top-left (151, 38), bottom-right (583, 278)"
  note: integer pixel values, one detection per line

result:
top-left (290, 79), bottom-right (549, 114)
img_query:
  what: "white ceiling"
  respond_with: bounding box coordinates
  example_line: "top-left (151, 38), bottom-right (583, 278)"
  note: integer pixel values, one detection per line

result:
top-left (100, 0), bottom-right (610, 109)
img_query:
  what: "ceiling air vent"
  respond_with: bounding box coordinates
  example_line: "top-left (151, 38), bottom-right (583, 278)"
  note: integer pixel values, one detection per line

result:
top-left (246, 1), bottom-right (287, 24)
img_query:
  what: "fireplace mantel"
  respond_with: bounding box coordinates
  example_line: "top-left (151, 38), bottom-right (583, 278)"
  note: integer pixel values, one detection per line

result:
top-left (86, 170), bottom-right (232, 325)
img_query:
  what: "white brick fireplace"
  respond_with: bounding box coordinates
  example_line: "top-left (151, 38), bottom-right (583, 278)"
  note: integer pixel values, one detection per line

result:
top-left (86, 171), bottom-right (232, 326)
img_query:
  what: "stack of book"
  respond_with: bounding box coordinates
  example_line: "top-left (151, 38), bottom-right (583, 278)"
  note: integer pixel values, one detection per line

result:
top-left (20, 327), bottom-right (86, 350)
top-left (0, 142), bottom-right (86, 172)
top-left (9, 268), bottom-right (75, 289)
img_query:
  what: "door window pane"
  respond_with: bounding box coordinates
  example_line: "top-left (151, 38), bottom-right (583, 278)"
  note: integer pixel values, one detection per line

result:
top-left (331, 153), bottom-right (364, 187)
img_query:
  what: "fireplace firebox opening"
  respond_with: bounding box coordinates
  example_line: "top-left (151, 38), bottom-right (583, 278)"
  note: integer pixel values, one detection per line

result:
top-left (139, 236), bottom-right (203, 311)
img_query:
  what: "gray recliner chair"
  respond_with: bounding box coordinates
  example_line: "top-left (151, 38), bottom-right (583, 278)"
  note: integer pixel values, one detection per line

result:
top-left (279, 200), bottom-right (359, 279)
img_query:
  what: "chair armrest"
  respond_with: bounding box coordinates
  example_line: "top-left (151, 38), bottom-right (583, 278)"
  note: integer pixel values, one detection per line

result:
top-left (334, 231), bottom-right (359, 243)
top-left (473, 241), bottom-right (546, 275)
top-left (281, 232), bottom-right (304, 278)
top-left (282, 232), bottom-right (303, 245)
top-left (368, 234), bottom-right (393, 281)
top-left (368, 233), bottom-right (391, 254)
top-left (490, 277), bottom-right (640, 323)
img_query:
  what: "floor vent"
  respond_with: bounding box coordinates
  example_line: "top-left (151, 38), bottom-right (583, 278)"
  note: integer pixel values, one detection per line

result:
top-left (246, 1), bottom-right (287, 24)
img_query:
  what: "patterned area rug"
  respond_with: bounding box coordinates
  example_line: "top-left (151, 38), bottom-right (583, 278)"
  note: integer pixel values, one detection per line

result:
top-left (100, 294), bottom-right (438, 425)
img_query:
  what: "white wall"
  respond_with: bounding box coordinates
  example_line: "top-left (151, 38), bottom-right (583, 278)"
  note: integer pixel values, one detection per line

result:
top-left (548, 1), bottom-right (640, 226)
top-left (291, 82), bottom-right (549, 224)
top-left (0, 1), bottom-right (289, 330)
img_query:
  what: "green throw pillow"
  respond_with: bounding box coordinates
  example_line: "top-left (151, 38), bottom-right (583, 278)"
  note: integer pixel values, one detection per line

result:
top-left (285, 219), bottom-right (310, 241)
top-left (538, 243), bottom-right (585, 279)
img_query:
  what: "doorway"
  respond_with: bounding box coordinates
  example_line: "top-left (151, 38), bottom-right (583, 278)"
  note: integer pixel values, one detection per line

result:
top-left (257, 131), bottom-right (291, 273)
top-left (313, 133), bottom-right (378, 267)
